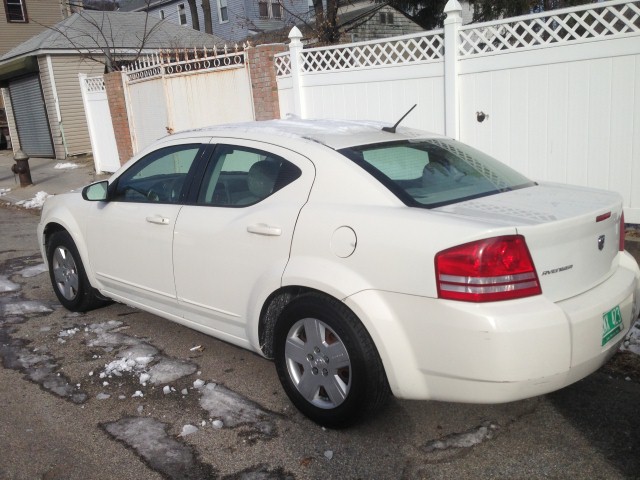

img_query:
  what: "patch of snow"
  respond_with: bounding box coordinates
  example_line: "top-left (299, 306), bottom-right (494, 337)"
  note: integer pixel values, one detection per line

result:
top-left (621, 316), bottom-right (640, 356)
top-left (103, 418), bottom-right (214, 478)
top-left (181, 388), bottom-right (188, 396)
top-left (132, 391), bottom-right (143, 398)
top-left (2, 301), bottom-right (52, 316)
top-left (59, 327), bottom-right (80, 338)
top-left (16, 191), bottom-right (52, 209)
top-left (324, 450), bottom-right (334, 460)
top-left (147, 358), bottom-right (197, 385)
top-left (0, 275), bottom-right (20, 292)
top-left (212, 420), bottom-right (223, 429)
top-left (54, 162), bottom-right (80, 170)
top-left (96, 393), bottom-right (111, 400)
top-left (19, 264), bottom-right (48, 278)
top-left (0, 187), bottom-right (11, 196)
top-left (179, 424), bottom-right (198, 437)
top-left (139, 373), bottom-right (151, 385)
top-left (423, 422), bottom-right (499, 453)
top-left (199, 383), bottom-right (273, 428)
top-left (193, 379), bottom-right (205, 389)
top-left (86, 320), bottom-right (123, 333)
top-left (163, 385), bottom-right (172, 395)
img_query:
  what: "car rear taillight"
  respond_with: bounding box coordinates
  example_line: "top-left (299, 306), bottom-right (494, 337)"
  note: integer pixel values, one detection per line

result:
top-left (620, 211), bottom-right (625, 252)
top-left (436, 235), bottom-right (542, 302)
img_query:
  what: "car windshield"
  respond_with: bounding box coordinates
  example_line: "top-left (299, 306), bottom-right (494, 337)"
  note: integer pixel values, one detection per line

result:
top-left (339, 139), bottom-right (535, 208)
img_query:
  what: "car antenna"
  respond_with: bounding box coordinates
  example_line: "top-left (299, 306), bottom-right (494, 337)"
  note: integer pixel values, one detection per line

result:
top-left (382, 104), bottom-right (417, 133)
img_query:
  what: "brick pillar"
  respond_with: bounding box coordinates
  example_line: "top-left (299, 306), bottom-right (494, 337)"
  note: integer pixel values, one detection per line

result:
top-left (104, 71), bottom-right (134, 165)
top-left (246, 44), bottom-right (287, 121)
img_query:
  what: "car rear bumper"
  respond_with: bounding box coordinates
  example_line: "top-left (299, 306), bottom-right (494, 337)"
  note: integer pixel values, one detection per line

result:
top-left (344, 252), bottom-right (640, 402)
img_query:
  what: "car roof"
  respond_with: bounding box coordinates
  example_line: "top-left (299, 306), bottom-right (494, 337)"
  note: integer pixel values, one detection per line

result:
top-left (171, 118), bottom-right (444, 151)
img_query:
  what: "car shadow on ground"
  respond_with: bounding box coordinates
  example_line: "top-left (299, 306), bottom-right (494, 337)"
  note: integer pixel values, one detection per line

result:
top-left (548, 366), bottom-right (640, 477)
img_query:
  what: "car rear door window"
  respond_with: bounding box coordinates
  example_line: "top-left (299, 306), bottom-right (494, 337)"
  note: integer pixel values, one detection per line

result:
top-left (197, 145), bottom-right (301, 206)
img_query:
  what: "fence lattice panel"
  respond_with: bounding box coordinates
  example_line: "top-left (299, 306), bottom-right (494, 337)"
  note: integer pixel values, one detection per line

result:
top-left (459, 0), bottom-right (640, 57)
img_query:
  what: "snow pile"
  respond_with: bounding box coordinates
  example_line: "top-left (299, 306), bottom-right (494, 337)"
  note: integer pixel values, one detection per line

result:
top-left (16, 191), bottom-right (52, 209)
top-left (54, 162), bottom-right (80, 169)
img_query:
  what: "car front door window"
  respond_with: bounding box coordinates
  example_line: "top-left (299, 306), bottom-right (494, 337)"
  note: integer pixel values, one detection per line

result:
top-left (113, 145), bottom-right (202, 203)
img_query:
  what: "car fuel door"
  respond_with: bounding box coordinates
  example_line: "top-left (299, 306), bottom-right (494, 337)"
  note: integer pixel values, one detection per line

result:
top-left (172, 140), bottom-right (315, 347)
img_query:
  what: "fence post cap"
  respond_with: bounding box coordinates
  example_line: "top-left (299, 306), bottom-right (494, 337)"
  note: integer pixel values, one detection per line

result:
top-left (289, 26), bottom-right (303, 41)
top-left (444, 0), bottom-right (462, 14)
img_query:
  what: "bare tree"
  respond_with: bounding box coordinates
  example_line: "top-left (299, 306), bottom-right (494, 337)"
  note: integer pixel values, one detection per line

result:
top-left (41, 1), bottom-right (166, 72)
top-left (187, 0), bottom-right (201, 30)
top-left (202, 0), bottom-right (214, 35)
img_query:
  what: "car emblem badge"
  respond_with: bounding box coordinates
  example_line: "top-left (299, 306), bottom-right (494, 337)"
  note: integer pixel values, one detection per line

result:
top-left (598, 235), bottom-right (605, 251)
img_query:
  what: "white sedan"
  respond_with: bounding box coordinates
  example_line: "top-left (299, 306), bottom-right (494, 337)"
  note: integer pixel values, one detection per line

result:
top-left (38, 119), bottom-right (639, 427)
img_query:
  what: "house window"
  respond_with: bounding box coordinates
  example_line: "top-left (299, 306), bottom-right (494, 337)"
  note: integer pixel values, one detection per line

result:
top-left (218, 0), bottom-right (228, 23)
top-left (272, 1), bottom-right (282, 19)
top-left (258, 0), bottom-right (282, 19)
top-left (159, 9), bottom-right (165, 20)
top-left (4, 0), bottom-right (28, 23)
top-left (178, 3), bottom-right (187, 25)
top-left (379, 12), bottom-right (394, 25)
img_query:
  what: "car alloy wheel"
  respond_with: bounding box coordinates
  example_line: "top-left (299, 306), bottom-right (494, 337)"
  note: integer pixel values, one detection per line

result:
top-left (284, 317), bottom-right (352, 409)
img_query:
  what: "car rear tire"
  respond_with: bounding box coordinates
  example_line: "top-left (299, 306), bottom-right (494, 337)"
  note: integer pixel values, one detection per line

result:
top-left (274, 293), bottom-right (390, 428)
top-left (47, 231), bottom-right (107, 312)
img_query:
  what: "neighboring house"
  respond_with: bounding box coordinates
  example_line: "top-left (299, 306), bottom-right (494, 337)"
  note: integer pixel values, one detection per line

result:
top-left (0, 11), bottom-right (224, 159)
top-left (337, 2), bottom-right (424, 44)
top-left (119, 0), bottom-right (311, 42)
top-left (0, 0), bottom-right (72, 148)
top-left (244, 1), bottom-right (424, 46)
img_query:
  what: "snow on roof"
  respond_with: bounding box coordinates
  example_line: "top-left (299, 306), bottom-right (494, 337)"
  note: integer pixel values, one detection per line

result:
top-left (173, 118), bottom-right (434, 150)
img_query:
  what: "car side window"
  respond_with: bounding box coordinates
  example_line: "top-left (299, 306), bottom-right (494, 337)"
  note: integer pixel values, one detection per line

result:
top-left (112, 144), bottom-right (202, 203)
top-left (197, 145), bottom-right (301, 206)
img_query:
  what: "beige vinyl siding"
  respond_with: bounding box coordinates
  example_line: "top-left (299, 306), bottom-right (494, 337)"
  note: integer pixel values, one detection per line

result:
top-left (44, 55), bottom-right (103, 157)
top-left (0, 1), bottom-right (66, 56)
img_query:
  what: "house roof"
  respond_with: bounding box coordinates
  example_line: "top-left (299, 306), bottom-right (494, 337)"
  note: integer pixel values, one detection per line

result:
top-left (0, 11), bottom-right (225, 64)
top-left (118, 0), bottom-right (176, 12)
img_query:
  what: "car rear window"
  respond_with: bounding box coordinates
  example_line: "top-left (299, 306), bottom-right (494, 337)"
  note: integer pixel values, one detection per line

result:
top-left (338, 139), bottom-right (535, 208)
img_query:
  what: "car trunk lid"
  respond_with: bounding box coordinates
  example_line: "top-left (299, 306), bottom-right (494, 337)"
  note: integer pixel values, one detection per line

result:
top-left (434, 183), bottom-right (623, 302)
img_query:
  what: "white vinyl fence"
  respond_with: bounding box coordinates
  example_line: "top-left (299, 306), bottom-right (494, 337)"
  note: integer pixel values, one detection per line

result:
top-left (276, 0), bottom-right (640, 221)
top-left (79, 74), bottom-right (120, 173)
top-left (124, 48), bottom-right (255, 153)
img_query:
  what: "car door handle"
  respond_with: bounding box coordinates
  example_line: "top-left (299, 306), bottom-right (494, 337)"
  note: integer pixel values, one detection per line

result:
top-left (247, 224), bottom-right (282, 236)
top-left (146, 215), bottom-right (171, 225)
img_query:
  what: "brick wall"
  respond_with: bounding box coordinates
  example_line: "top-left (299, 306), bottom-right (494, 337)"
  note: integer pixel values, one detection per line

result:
top-left (104, 71), bottom-right (133, 165)
top-left (246, 44), bottom-right (286, 121)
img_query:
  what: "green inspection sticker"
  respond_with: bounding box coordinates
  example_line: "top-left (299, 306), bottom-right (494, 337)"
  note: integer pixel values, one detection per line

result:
top-left (602, 305), bottom-right (623, 346)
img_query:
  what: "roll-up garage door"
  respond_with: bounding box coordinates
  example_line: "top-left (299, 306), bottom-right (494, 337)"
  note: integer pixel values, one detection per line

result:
top-left (8, 74), bottom-right (54, 158)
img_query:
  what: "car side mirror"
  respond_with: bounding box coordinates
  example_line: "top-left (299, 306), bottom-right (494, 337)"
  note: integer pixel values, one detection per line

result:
top-left (82, 181), bottom-right (109, 201)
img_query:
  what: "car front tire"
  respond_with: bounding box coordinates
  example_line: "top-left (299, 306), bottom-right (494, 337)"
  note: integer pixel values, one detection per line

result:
top-left (47, 231), bottom-right (107, 312)
top-left (274, 293), bottom-right (390, 428)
